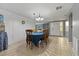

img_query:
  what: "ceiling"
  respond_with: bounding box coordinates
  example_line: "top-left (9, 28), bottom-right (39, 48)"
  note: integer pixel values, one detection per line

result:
top-left (0, 3), bottom-right (73, 23)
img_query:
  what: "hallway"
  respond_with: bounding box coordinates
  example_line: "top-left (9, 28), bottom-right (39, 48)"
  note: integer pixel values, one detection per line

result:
top-left (0, 36), bottom-right (73, 56)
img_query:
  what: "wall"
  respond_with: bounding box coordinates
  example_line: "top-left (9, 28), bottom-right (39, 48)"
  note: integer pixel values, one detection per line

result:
top-left (72, 4), bottom-right (79, 55)
top-left (0, 9), bottom-right (35, 45)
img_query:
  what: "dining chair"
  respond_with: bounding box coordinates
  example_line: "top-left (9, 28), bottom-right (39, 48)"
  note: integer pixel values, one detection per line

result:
top-left (43, 29), bottom-right (49, 45)
top-left (25, 29), bottom-right (33, 48)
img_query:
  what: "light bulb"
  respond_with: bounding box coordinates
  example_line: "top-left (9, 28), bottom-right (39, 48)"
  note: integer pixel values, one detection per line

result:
top-left (41, 18), bottom-right (44, 21)
top-left (36, 18), bottom-right (39, 21)
top-left (38, 17), bottom-right (40, 20)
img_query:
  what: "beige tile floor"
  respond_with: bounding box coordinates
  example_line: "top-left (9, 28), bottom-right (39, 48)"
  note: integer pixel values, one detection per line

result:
top-left (0, 36), bottom-right (74, 56)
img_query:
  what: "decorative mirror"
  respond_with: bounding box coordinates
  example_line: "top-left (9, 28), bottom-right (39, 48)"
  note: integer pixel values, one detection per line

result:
top-left (21, 19), bottom-right (25, 24)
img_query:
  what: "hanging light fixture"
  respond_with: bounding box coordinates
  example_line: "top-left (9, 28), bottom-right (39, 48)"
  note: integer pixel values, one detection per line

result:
top-left (36, 13), bottom-right (44, 21)
top-left (33, 13), bottom-right (44, 21)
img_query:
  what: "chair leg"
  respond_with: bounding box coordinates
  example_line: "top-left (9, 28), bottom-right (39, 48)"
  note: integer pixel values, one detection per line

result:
top-left (26, 39), bottom-right (29, 47)
top-left (30, 42), bottom-right (33, 49)
top-left (40, 40), bottom-right (44, 48)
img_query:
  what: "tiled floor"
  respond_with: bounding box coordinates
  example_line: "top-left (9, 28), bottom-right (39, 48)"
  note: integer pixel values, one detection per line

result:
top-left (0, 36), bottom-right (74, 56)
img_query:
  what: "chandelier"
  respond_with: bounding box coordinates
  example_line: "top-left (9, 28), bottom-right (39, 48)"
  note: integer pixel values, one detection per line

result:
top-left (33, 13), bottom-right (44, 21)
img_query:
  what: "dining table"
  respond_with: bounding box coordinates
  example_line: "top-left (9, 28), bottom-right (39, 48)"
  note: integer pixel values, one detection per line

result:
top-left (32, 32), bottom-right (44, 46)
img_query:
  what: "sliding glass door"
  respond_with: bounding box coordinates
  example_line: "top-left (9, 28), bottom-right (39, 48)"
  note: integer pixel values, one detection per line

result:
top-left (49, 21), bottom-right (65, 37)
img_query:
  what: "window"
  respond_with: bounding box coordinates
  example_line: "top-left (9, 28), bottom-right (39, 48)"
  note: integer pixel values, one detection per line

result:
top-left (60, 22), bottom-right (63, 32)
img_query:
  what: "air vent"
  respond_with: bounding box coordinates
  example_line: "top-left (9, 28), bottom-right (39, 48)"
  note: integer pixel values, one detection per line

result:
top-left (56, 6), bottom-right (62, 10)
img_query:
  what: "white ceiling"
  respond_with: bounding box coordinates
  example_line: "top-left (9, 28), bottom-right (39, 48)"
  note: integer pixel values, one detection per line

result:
top-left (0, 3), bottom-right (73, 23)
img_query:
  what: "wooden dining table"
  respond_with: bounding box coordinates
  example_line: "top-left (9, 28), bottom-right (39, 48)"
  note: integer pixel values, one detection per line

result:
top-left (32, 32), bottom-right (44, 46)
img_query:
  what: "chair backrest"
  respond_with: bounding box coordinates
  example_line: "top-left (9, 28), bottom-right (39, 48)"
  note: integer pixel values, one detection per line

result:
top-left (43, 29), bottom-right (48, 38)
top-left (26, 30), bottom-right (32, 35)
top-left (25, 29), bottom-right (33, 41)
